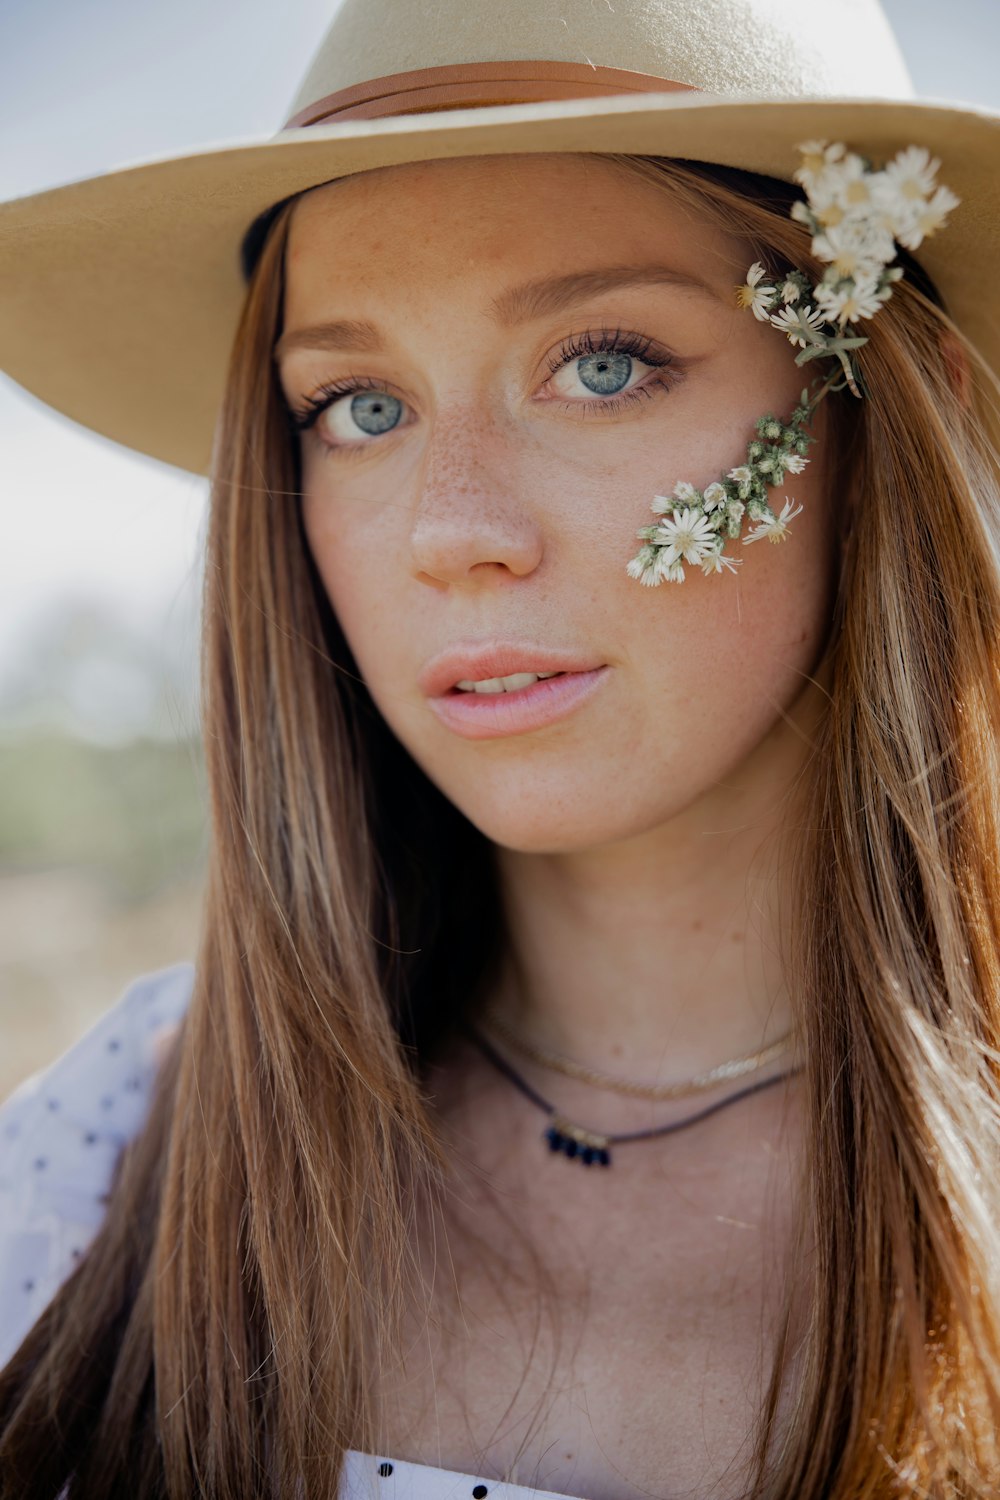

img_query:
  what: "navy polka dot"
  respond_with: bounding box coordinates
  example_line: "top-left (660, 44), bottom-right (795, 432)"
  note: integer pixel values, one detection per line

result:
top-left (83, 1132), bottom-right (98, 1145)
top-left (473, 1487), bottom-right (488, 1498)
top-left (377, 1461), bottom-right (393, 1477)
top-left (107, 1038), bottom-right (121, 1053)
top-left (22, 1279), bottom-right (35, 1293)
top-left (71, 1249), bottom-right (82, 1260)
top-left (46, 1098), bottom-right (60, 1111)
top-left (124, 1076), bottom-right (141, 1092)
top-left (33, 1157), bottom-right (47, 1170)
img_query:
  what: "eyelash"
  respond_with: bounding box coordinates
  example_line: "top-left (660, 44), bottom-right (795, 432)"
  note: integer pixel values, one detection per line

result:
top-left (287, 327), bottom-right (679, 453)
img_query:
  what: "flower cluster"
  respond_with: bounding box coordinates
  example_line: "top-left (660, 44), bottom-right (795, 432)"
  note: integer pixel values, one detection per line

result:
top-left (741, 141), bottom-right (959, 394)
top-left (627, 140), bottom-right (959, 586)
top-left (626, 407), bottom-right (815, 585)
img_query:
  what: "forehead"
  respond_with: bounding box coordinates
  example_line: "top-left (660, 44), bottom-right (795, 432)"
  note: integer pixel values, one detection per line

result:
top-left (283, 153), bottom-right (748, 298)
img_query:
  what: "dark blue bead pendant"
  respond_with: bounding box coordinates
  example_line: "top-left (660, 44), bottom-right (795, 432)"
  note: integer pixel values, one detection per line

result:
top-left (544, 1114), bottom-right (612, 1167)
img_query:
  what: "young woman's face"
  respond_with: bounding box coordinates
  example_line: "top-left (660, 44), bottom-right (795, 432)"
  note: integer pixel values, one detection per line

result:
top-left (279, 153), bottom-right (840, 852)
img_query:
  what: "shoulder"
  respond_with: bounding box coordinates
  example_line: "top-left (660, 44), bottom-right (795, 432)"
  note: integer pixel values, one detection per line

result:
top-left (0, 959), bottom-right (195, 1369)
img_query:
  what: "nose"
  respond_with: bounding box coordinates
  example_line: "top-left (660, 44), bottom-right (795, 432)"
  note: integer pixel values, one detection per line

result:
top-left (407, 404), bottom-right (545, 586)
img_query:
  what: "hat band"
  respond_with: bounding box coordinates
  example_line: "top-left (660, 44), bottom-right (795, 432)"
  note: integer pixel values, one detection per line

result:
top-left (284, 59), bottom-right (696, 128)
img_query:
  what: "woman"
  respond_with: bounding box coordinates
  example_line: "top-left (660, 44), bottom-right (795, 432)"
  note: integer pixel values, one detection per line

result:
top-left (2, 0), bottom-right (1000, 1495)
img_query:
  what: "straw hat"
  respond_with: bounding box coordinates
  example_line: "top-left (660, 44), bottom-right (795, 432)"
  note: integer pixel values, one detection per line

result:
top-left (1, 0), bottom-right (998, 476)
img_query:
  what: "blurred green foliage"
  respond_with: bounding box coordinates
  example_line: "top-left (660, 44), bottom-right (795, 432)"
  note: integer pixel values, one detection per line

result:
top-left (0, 733), bottom-right (208, 902)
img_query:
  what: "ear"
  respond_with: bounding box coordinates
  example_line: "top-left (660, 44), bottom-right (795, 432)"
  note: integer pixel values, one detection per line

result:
top-left (940, 326), bottom-right (973, 409)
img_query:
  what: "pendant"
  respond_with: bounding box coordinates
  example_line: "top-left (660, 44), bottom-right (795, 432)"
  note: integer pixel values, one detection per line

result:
top-left (544, 1112), bottom-right (612, 1167)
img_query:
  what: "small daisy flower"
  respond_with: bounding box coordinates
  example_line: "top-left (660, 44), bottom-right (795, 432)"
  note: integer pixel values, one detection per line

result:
top-left (769, 303), bottom-right (827, 348)
top-left (743, 498), bottom-right (805, 545)
top-left (727, 465), bottom-right (754, 499)
top-left (814, 272), bottom-right (885, 325)
top-left (736, 262), bottom-right (777, 321)
top-left (652, 507), bottom-right (717, 566)
top-left (780, 278), bottom-right (802, 304)
top-left (811, 219), bottom-right (895, 279)
top-left (895, 183), bottom-right (961, 250)
top-left (806, 149), bottom-right (871, 217)
top-left (626, 546), bottom-right (670, 586)
top-left (784, 452), bottom-right (810, 474)
top-left (650, 493), bottom-right (675, 515)
top-left (882, 145), bottom-right (941, 204)
top-left (700, 548), bottom-right (743, 576)
top-left (672, 480), bottom-right (699, 503)
top-left (702, 481), bottom-right (727, 511)
top-left (794, 140), bottom-right (846, 195)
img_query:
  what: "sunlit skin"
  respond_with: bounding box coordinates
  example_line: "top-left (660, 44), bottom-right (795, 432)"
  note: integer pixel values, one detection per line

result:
top-left (277, 153), bottom-right (842, 1495)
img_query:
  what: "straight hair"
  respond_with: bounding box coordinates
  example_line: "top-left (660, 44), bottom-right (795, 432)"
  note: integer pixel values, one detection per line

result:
top-left (3, 152), bottom-right (1000, 1498)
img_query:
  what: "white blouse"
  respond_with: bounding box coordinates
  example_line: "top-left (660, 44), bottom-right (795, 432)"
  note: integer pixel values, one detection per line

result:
top-left (0, 961), bottom-right (585, 1500)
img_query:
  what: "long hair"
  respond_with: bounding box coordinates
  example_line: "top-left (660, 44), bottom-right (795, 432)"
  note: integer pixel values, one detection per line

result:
top-left (2, 150), bottom-right (1000, 1499)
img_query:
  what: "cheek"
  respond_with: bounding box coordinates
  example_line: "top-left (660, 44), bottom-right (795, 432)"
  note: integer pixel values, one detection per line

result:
top-left (301, 492), bottom-right (403, 674)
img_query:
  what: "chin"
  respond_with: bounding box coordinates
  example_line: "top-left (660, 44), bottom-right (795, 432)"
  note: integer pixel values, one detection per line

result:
top-left (434, 776), bottom-right (697, 856)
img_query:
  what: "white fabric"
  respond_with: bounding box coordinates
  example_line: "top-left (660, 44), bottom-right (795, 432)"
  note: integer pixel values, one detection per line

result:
top-left (0, 962), bottom-right (586, 1500)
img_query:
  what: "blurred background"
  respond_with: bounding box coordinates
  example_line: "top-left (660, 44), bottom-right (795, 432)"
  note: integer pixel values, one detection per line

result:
top-left (2, 0), bottom-right (999, 1101)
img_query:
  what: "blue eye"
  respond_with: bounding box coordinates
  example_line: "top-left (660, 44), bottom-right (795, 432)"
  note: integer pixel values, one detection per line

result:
top-left (573, 349), bottom-right (633, 395)
top-left (345, 389), bottom-right (403, 436)
top-left (288, 325), bottom-right (678, 452)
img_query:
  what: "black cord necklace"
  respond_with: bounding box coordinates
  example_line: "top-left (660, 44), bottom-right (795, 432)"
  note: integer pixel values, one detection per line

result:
top-left (460, 1020), bottom-right (803, 1168)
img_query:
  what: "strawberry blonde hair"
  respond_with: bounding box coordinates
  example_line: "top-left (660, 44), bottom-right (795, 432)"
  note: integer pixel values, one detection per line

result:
top-left (3, 152), bottom-right (1000, 1498)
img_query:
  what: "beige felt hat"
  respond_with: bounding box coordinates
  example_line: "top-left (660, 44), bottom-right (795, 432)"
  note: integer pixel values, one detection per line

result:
top-left (1, 0), bottom-right (998, 476)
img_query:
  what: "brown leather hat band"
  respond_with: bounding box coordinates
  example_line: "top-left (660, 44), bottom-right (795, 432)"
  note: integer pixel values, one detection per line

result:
top-left (284, 60), bottom-right (696, 129)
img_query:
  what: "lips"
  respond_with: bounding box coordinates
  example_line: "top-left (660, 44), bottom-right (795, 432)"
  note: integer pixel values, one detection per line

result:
top-left (419, 639), bottom-right (605, 699)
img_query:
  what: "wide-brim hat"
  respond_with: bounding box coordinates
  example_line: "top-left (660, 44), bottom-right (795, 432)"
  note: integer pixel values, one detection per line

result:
top-left (2, 0), bottom-right (999, 477)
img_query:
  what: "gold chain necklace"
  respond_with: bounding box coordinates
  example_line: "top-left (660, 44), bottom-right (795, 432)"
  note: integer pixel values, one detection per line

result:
top-left (479, 1006), bottom-right (796, 1102)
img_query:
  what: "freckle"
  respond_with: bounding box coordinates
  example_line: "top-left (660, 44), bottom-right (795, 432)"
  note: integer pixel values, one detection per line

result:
top-left (610, 1044), bottom-right (623, 1057)
top-left (691, 917), bottom-right (703, 932)
top-left (731, 930), bottom-right (744, 944)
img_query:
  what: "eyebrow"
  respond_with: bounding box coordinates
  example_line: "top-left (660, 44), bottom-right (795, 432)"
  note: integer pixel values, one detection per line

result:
top-left (274, 262), bottom-right (725, 362)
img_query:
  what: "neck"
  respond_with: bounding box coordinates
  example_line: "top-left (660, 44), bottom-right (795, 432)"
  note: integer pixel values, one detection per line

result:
top-left (487, 677), bottom-right (826, 1085)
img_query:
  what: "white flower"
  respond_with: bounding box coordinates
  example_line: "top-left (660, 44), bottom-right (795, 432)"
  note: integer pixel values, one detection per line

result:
top-left (743, 498), bottom-right (805, 545)
top-left (784, 452), bottom-right (810, 474)
top-left (811, 219), bottom-right (896, 279)
top-left (658, 558), bottom-right (687, 583)
top-left (650, 493), bottom-right (675, 515)
top-left (769, 302), bottom-right (828, 348)
top-left (627, 549), bottom-right (670, 586)
top-left (651, 507), bottom-right (718, 566)
top-left (700, 548), bottom-right (743, 575)
top-left (672, 480), bottom-right (699, 503)
top-left (780, 278), bottom-right (802, 304)
top-left (736, 262), bottom-right (777, 320)
top-left (794, 140), bottom-right (846, 195)
top-left (895, 183), bottom-right (961, 250)
top-left (882, 145), bottom-right (941, 204)
top-left (702, 481), bottom-right (727, 511)
top-left (727, 465), bottom-right (755, 498)
top-left (806, 150), bottom-right (872, 219)
top-left (813, 271), bottom-right (886, 325)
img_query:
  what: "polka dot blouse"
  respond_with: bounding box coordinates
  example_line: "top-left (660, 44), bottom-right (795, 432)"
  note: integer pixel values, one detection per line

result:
top-left (0, 961), bottom-right (586, 1500)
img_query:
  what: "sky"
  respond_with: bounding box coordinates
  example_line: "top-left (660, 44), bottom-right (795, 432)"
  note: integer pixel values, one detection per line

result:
top-left (2, 0), bottom-right (999, 729)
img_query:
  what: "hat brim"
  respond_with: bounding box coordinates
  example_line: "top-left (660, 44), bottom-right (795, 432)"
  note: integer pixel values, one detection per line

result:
top-left (1, 89), bottom-right (998, 475)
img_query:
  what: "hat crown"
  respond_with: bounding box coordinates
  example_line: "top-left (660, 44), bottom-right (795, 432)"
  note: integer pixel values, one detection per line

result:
top-left (288, 0), bottom-right (914, 121)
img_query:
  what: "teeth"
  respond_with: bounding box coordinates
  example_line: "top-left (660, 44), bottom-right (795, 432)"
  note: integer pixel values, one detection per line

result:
top-left (455, 670), bottom-right (563, 694)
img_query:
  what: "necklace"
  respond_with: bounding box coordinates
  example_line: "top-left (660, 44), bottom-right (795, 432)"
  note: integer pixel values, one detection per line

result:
top-left (461, 1020), bottom-right (803, 1168)
top-left (479, 1006), bottom-right (795, 1101)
